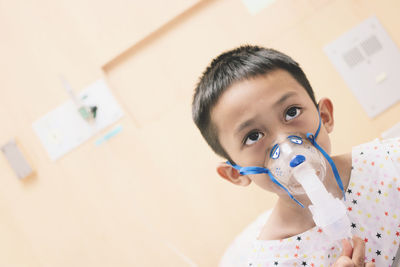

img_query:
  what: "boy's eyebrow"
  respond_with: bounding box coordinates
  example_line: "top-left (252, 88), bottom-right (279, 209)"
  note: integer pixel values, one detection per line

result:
top-left (234, 119), bottom-right (256, 137)
top-left (274, 91), bottom-right (297, 107)
top-left (234, 92), bottom-right (298, 137)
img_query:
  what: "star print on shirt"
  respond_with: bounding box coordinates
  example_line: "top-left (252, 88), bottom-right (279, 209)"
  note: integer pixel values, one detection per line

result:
top-left (378, 189), bottom-right (382, 194)
top-left (376, 250), bottom-right (381, 256)
top-left (352, 199), bottom-right (357, 204)
top-left (376, 233), bottom-right (382, 238)
top-left (297, 236), bottom-right (302, 241)
top-left (351, 223), bottom-right (357, 228)
top-left (302, 261), bottom-right (307, 266)
top-left (274, 261), bottom-right (278, 265)
top-left (347, 189), bottom-right (352, 194)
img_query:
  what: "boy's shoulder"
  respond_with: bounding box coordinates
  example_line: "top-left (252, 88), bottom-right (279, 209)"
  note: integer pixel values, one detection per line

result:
top-left (379, 136), bottom-right (400, 149)
top-left (352, 136), bottom-right (400, 157)
top-left (350, 136), bottom-right (400, 185)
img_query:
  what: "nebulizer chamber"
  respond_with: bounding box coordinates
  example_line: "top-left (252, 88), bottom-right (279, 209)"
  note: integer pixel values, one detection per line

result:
top-left (267, 135), bottom-right (351, 242)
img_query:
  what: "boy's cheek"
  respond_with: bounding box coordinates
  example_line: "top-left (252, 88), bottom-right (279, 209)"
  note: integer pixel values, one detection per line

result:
top-left (251, 175), bottom-right (286, 194)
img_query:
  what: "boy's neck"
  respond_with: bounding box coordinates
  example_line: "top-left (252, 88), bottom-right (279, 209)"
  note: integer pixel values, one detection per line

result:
top-left (324, 152), bottom-right (352, 199)
top-left (257, 197), bottom-right (315, 240)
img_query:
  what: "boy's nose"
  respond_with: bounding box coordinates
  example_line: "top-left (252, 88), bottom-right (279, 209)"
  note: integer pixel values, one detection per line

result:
top-left (290, 155), bottom-right (306, 168)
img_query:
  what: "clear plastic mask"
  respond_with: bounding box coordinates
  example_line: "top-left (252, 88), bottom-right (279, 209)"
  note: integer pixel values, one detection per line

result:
top-left (265, 134), bottom-right (326, 195)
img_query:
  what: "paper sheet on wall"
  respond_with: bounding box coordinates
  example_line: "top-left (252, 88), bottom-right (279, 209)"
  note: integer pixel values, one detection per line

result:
top-left (32, 79), bottom-right (124, 161)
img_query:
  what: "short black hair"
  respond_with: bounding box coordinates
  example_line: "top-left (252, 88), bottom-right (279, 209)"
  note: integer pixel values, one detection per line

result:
top-left (192, 45), bottom-right (317, 161)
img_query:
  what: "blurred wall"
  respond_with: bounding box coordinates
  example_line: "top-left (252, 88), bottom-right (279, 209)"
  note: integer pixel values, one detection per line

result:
top-left (0, 0), bottom-right (399, 266)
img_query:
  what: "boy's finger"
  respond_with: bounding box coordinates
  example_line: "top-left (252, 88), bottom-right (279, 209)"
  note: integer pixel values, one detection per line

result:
top-left (341, 238), bottom-right (353, 257)
top-left (351, 236), bottom-right (365, 267)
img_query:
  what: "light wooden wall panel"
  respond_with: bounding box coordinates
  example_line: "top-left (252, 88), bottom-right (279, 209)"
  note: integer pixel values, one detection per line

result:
top-left (105, 0), bottom-right (400, 265)
top-left (0, 0), bottom-right (202, 266)
top-left (0, 0), bottom-right (399, 266)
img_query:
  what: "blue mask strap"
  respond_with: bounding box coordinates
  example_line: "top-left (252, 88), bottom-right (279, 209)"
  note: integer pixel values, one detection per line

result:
top-left (226, 161), bottom-right (304, 208)
top-left (314, 109), bottom-right (321, 139)
top-left (307, 111), bottom-right (346, 200)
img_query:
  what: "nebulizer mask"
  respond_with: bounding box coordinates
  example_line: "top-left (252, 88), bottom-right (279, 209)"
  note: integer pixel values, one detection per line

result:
top-left (228, 113), bottom-right (351, 243)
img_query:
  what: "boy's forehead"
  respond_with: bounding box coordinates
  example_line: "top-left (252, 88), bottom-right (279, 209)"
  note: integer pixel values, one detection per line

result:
top-left (211, 70), bottom-right (307, 122)
top-left (210, 70), bottom-right (313, 142)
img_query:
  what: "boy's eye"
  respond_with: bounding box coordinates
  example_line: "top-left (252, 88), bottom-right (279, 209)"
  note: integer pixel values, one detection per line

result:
top-left (285, 106), bottom-right (301, 121)
top-left (244, 132), bottom-right (264, 146)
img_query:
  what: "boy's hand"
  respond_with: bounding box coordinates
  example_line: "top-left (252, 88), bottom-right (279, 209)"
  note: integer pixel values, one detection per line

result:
top-left (332, 236), bottom-right (375, 267)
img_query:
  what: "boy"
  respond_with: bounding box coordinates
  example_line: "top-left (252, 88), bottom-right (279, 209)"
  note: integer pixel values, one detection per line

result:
top-left (192, 45), bottom-right (400, 266)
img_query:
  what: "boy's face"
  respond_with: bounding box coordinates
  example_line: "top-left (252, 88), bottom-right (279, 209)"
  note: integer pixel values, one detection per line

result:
top-left (211, 69), bottom-right (333, 195)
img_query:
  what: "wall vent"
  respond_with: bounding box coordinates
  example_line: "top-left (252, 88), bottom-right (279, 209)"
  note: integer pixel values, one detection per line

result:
top-left (324, 16), bottom-right (400, 118)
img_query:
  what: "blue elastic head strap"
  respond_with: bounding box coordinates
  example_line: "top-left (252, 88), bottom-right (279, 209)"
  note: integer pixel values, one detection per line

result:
top-left (226, 110), bottom-right (346, 208)
top-left (227, 163), bottom-right (305, 208)
top-left (306, 114), bottom-right (346, 200)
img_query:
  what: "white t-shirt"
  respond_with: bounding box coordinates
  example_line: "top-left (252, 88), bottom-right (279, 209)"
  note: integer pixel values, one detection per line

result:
top-left (247, 138), bottom-right (400, 267)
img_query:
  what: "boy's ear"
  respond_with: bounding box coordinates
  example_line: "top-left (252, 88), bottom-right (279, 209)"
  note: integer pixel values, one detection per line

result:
top-left (216, 162), bottom-right (251, 186)
top-left (317, 98), bottom-right (334, 134)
